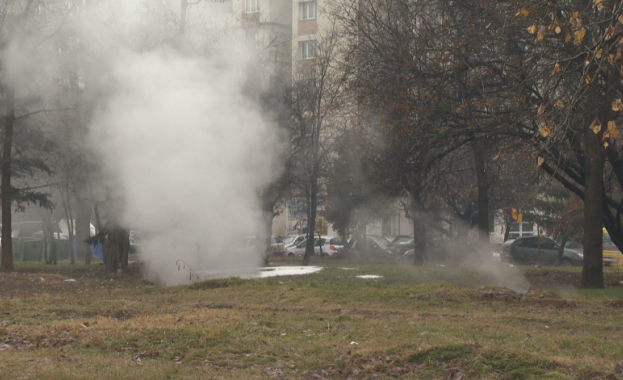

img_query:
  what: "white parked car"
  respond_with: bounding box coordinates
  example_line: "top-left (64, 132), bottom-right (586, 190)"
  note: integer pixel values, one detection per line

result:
top-left (285, 236), bottom-right (345, 257)
top-left (282, 234), bottom-right (306, 250)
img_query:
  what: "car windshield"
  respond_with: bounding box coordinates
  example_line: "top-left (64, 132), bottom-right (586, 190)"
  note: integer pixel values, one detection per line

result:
top-left (565, 240), bottom-right (582, 249)
top-left (502, 239), bottom-right (515, 246)
top-left (369, 236), bottom-right (388, 249)
top-left (282, 235), bottom-right (299, 245)
top-left (329, 237), bottom-right (343, 245)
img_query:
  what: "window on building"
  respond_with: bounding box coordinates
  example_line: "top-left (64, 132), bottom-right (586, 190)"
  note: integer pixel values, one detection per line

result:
top-left (300, 1), bottom-right (316, 20)
top-left (509, 222), bottom-right (520, 232)
top-left (521, 222), bottom-right (534, 234)
top-left (302, 115), bottom-right (314, 136)
top-left (300, 40), bottom-right (316, 59)
top-left (245, 0), bottom-right (259, 13)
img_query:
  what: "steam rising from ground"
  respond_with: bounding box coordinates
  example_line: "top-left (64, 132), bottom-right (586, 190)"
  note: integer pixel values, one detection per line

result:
top-left (428, 226), bottom-right (530, 292)
top-left (91, 47), bottom-right (280, 285)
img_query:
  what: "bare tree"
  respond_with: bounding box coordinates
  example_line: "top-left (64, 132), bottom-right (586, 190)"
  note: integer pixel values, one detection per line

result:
top-left (290, 15), bottom-right (350, 266)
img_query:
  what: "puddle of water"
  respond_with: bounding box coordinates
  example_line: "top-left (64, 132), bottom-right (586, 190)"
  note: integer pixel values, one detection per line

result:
top-left (356, 275), bottom-right (384, 279)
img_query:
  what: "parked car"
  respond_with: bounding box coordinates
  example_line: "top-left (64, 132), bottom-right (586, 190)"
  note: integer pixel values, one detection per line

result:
top-left (286, 237), bottom-right (322, 257)
top-left (282, 234), bottom-right (306, 250)
top-left (346, 235), bottom-right (394, 258)
top-left (388, 237), bottom-right (414, 255)
top-left (500, 236), bottom-right (583, 266)
top-left (602, 230), bottom-right (623, 266)
top-left (325, 236), bottom-right (345, 256)
top-left (285, 235), bottom-right (343, 257)
top-left (385, 235), bottom-right (411, 244)
top-left (403, 239), bottom-right (451, 260)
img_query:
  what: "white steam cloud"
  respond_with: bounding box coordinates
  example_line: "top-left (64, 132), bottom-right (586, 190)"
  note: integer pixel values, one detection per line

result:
top-left (91, 47), bottom-right (280, 285)
top-left (1, 2), bottom-right (282, 285)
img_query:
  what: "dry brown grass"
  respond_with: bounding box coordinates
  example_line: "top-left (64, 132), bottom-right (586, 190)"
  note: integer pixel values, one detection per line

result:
top-left (1, 262), bottom-right (623, 379)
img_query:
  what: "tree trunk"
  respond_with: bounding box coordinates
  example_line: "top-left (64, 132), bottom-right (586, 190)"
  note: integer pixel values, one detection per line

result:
top-left (104, 223), bottom-right (129, 274)
top-left (40, 214), bottom-right (48, 264)
top-left (262, 204), bottom-right (274, 266)
top-left (76, 197), bottom-right (92, 264)
top-left (302, 174), bottom-right (318, 266)
top-left (503, 212), bottom-right (511, 242)
top-left (41, 213), bottom-right (57, 265)
top-left (93, 203), bottom-right (103, 233)
top-left (556, 235), bottom-right (568, 266)
top-left (582, 108), bottom-right (605, 288)
top-left (179, 0), bottom-right (188, 36)
top-left (303, 141), bottom-right (320, 266)
top-left (62, 186), bottom-right (75, 265)
top-left (411, 192), bottom-right (426, 266)
top-left (537, 227), bottom-right (542, 268)
top-left (1, 90), bottom-right (15, 273)
top-left (471, 141), bottom-right (490, 255)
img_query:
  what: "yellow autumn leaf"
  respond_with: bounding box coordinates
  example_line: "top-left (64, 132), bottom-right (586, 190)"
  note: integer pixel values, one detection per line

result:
top-left (555, 26), bottom-right (561, 34)
top-left (612, 99), bottom-right (623, 111)
top-left (538, 104), bottom-right (546, 115)
top-left (605, 141), bottom-right (609, 148)
top-left (619, 14), bottom-right (623, 24)
top-left (619, 36), bottom-right (623, 44)
top-left (590, 119), bottom-right (602, 134)
top-left (610, 54), bottom-right (615, 64)
top-left (596, 49), bottom-right (602, 59)
top-left (594, 0), bottom-right (601, 5)
top-left (537, 157), bottom-right (544, 166)
top-left (565, 33), bottom-right (572, 43)
top-left (527, 25), bottom-right (537, 34)
top-left (503, 69), bottom-right (507, 76)
top-left (554, 99), bottom-right (564, 108)
top-left (616, 53), bottom-right (622, 62)
top-left (605, 26), bottom-right (615, 39)
top-left (574, 29), bottom-right (586, 44)
top-left (552, 63), bottom-right (560, 76)
top-left (608, 121), bottom-right (620, 138)
top-left (515, 8), bottom-right (529, 17)
top-left (537, 26), bottom-right (546, 40)
top-left (539, 127), bottom-right (551, 137)
top-left (585, 74), bottom-right (592, 83)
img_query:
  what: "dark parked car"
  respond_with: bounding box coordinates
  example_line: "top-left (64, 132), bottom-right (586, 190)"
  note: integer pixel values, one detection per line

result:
top-left (500, 236), bottom-right (583, 266)
top-left (388, 237), bottom-right (414, 255)
top-left (343, 235), bottom-right (394, 258)
top-left (402, 239), bottom-right (451, 261)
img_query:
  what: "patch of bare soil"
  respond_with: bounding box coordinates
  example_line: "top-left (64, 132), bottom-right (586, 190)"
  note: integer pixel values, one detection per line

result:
top-left (476, 287), bottom-right (522, 303)
top-left (519, 290), bottom-right (574, 308)
top-left (476, 287), bottom-right (574, 308)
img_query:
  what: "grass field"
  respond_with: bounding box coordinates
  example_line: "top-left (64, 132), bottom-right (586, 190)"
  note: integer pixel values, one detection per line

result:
top-left (1, 259), bottom-right (623, 379)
